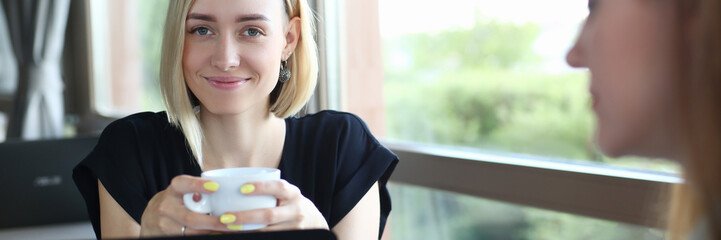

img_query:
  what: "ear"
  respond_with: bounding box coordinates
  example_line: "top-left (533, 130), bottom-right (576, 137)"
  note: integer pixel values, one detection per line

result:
top-left (282, 16), bottom-right (302, 61)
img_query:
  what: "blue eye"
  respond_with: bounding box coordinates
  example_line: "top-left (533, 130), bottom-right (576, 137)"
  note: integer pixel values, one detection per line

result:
top-left (192, 27), bottom-right (213, 36)
top-left (243, 28), bottom-right (261, 37)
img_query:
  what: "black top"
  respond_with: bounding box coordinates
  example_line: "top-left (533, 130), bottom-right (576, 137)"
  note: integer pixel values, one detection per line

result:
top-left (73, 110), bottom-right (398, 239)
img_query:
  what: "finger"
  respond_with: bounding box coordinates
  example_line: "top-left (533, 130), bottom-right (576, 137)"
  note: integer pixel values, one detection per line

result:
top-left (183, 227), bottom-right (221, 236)
top-left (156, 202), bottom-right (228, 231)
top-left (179, 211), bottom-right (232, 231)
top-left (152, 217), bottom-right (184, 236)
top-left (243, 180), bottom-right (301, 201)
top-left (167, 175), bottom-right (219, 196)
top-left (154, 217), bottom-right (225, 236)
top-left (223, 205), bottom-right (297, 226)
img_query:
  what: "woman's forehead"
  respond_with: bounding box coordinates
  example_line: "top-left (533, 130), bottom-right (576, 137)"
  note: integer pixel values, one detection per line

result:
top-left (188, 0), bottom-right (286, 21)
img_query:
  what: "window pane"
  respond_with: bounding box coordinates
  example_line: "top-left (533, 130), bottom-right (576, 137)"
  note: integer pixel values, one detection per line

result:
top-left (89, 0), bottom-right (167, 115)
top-left (0, 112), bottom-right (6, 141)
top-left (379, 0), bottom-right (678, 173)
top-left (389, 183), bottom-right (664, 240)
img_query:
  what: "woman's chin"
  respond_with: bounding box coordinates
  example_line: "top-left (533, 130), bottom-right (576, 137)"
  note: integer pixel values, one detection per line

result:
top-left (595, 130), bottom-right (630, 159)
top-left (596, 126), bottom-right (680, 160)
top-left (598, 144), bottom-right (625, 158)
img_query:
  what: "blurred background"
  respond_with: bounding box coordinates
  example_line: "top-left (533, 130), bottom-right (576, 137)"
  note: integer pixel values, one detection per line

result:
top-left (0, 0), bottom-right (678, 239)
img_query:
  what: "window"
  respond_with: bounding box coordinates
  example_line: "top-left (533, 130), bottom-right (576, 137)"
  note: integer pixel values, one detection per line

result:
top-left (387, 143), bottom-right (678, 239)
top-left (0, 112), bottom-right (5, 141)
top-left (335, 0), bottom-right (678, 239)
top-left (89, 0), bottom-right (167, 116)
top-left (374, 0), bottom-right (678, 174)
top-left (389, 183), bottom-right (664, 240)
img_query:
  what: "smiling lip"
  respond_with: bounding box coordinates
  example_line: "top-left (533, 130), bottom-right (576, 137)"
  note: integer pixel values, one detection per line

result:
top-left (205, 76), bottom-right (250, 90)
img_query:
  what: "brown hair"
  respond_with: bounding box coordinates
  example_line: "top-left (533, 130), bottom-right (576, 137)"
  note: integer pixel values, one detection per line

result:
top-left (667, 0), bottom-right (721, 239)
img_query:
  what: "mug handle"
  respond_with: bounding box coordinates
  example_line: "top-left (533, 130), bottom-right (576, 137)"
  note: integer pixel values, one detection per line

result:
top-left (183, 193), bottom-right (212, 214)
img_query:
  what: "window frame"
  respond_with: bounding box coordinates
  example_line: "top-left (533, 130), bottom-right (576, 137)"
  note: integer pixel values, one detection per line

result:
top-left (332, 0), bottom-right (679, 230)
top-left (384, 141), bottom-right (678, 229)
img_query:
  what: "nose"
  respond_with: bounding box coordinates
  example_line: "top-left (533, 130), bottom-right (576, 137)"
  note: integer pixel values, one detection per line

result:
top-left (566, 23), bottom-right (587, 68)
top-left (566, 40), bottom-right (585, 68)
top-left (211, 35), bottom-right (241, 71)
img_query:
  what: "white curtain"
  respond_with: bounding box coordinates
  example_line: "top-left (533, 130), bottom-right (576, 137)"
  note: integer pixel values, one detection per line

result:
top-left (0, 2), bottom-right (17, 95)
top-left (5, 0), bottom-right (70, 140)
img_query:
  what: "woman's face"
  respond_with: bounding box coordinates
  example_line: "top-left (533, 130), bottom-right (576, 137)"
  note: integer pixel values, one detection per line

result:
top-left (566, 0), bottom-right (684, 159)
top-left (183, 0), bottom-right (298, 115)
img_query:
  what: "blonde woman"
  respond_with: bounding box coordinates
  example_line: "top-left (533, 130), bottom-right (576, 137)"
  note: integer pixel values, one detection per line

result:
top-left (566, 0), bottom-right (719, 239)
top-left (73, 0), bottom-right (397, 239)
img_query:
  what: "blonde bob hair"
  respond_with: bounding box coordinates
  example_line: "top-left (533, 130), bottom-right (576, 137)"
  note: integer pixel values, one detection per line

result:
top-left (159, 0), bottom-right (318, 165)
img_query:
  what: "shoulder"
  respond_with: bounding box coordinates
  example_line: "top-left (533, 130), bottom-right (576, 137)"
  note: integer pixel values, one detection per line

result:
top-left (289, 110), bottom-right (372, 139)
top-left (74, 112), bottom-right (189, 234)
top-left (293, 110), bottom-right (365, 123)
top-left (96, 111), bottom-right (184, 148)
top-left (77, 111), bottom-right (194, 182)
top-left (287, 110), bottom-right (392, 164)
top-left (285, 112), bottom-right (398, 230)
top-left (90, 111), bottom-right (183, 166)
top-left (102, 111), bottom-right (173, 136)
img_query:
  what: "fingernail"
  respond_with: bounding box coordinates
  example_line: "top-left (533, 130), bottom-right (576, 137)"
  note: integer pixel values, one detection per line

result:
top-left (240, 184), bottom-right (255, 194)
top-left (220, 214), bottom-right (236, 224)
top-left (227, 224), bottom-right (243, 231)
top-left (204, 182), bottom-right (219, 192)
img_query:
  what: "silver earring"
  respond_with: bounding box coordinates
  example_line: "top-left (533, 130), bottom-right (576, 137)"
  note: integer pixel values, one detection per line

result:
top-left (279, 60), bottom-right (291, 83)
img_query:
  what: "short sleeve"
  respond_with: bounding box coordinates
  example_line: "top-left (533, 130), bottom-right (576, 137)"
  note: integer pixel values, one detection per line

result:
top-left (72, 120), bottom-right (151, 239)
top-left (330, 114), bottom-right (399, 238)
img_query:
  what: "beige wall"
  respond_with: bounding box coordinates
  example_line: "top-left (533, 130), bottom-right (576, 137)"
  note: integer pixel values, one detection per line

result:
top-left (107, 0), bottom-right (141, 112)
top-left (342, 0), bottom-right (386, 138)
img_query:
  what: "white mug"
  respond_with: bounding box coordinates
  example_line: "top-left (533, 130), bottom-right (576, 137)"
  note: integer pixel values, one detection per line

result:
top-left (183, 167), bottom-right (280, 231)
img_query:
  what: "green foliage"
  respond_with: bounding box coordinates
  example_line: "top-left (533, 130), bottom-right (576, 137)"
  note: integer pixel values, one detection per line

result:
top-left (521, 208), bottom-right (664, 240)
top-left (385, 69), bottom-right (598, 160)
top-left (382, 17), bottom-right (680, 169)
top-left (389, 183), bottom-right (664, 240)
top-left (384, 20), bottom-right (542, 76)
top-left (383, 18), bottom-right (599, 161)
top-left (136, 0), bottom-right (169, 111)
top-left (383, 17), bottom-right (671, 240)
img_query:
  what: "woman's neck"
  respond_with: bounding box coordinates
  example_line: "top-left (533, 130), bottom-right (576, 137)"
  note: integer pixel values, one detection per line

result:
top-left (198, 105), bottom-right (285, 170)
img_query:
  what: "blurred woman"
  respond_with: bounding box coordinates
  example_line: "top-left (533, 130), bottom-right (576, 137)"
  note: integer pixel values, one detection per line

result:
top-left (73, 0), bottom-right (397, 239)
top-left (566, 0), bottom-right (720, 239)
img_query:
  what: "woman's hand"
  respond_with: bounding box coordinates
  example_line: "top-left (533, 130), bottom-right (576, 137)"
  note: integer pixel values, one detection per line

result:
top-left (139, 175), bottom-right (227, 237)
top-left (218, 179), bottom-right (329, 231)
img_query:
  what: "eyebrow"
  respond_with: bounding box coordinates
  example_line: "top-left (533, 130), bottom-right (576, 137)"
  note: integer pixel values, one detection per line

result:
top-left (187, 13), bottom-right (270, 22)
